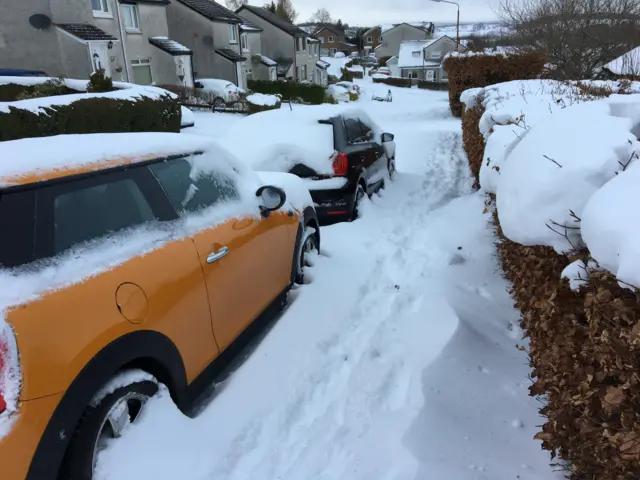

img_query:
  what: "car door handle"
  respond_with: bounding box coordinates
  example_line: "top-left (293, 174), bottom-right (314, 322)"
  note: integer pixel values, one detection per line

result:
top-left (207, 246), bottom-right (229, 264)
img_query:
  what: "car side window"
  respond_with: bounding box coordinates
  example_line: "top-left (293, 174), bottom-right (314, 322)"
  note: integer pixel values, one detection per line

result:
top-left (359, 121), bottom-right (374, 141)
top-left (0, 189), bottom-right (36, 268)
top-left (344, 118), bottom-right (367, 143)
top-left (49, 176), bottom-right (157, 255)
top-left (194, 81), bottom-right (203, 88)
top-left (150, 158), bottom-right (240, 215)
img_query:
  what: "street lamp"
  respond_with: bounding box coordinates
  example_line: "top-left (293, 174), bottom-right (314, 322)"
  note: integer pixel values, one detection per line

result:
top-left (430, 0), bottom-right (460, 51)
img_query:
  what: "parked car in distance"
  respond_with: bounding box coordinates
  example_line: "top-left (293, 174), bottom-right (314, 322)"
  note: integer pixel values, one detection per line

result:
top-left (335, 81), bottom-right (360, 95)
top-left (219, 106), bottom-right (397, 224)
top-left (0, 69), bottom-right (48, 77)
top-left (372, 85), bottom-right (393, 102)
top-left (194, 78), bottom-right (242, 109)
top-left (376, 67), bottom-right (391, 76)
top-left (327, 84), bottom-right (351, 102)
top-left (0, 132), bottom-right (319, 480)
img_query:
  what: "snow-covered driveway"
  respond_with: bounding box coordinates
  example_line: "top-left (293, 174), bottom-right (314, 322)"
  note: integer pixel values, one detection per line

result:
top-left (98, 85), bottom-right (559, 479)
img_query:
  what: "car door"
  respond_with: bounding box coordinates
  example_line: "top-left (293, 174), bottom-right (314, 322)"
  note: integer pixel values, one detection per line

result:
top-left (149, 157), bottom-right (295, 353)
top-left (359, 119), bottom-right (388, 185)
top-left (22, 164), bottom-right (218, 395)
top-left (343, 117), bottom-right (375, 186)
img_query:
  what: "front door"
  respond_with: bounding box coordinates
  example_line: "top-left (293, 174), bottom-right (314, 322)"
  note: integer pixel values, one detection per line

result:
top-left (148, 157), bottom-right (295, 352)
top-left (426, 69), bottom-right (435, 82)
top-left (88, 42), bottom-right (111, 77)
top-left (235, 62), bottom-right (244, 89)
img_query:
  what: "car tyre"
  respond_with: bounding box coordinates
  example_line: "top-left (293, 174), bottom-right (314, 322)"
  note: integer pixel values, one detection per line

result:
top-left (388, 157), bottom-right (396, 180)
top-left (212, 97), bottom-right (226, 111)
top-left (350, 184), bottom-right (366, 221)
top-left (59, 380), bottom-right (158, 480)
top-left (295, 227), bottom-right (319, 284)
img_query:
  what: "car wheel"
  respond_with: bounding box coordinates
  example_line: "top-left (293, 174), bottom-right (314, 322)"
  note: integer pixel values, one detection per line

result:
top-left (212, 97), bottom-right (225, 111)
top-left (231, 102), bottom-right (243, 112)
top-left (296, 226), bottom-right (319, 284)
top-left (350, 184), bottom-right (366, 221)
top-left (60, 380), bottom-right (158, 480)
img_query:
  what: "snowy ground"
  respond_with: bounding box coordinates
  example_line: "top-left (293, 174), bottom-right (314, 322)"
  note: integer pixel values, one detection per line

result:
top-left (98, 81), bottom-right (560, 479)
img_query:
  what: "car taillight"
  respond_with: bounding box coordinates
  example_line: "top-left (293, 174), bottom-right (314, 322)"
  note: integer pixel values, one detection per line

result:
top-left (332, 153), bottom-right (348, 176)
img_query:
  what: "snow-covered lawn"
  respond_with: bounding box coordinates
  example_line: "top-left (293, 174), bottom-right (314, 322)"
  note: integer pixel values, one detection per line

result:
top-left (97, 82), bottom-right (559, 480)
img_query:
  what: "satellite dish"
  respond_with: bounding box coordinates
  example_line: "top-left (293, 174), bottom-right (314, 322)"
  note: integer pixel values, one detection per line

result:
top-left (202, 35), bottom-right (214, 46)
top-left (29, 14), bottom-right (52, 30)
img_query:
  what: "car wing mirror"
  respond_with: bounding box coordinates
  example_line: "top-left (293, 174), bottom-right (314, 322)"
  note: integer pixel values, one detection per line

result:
top-left (256, 185), bottom-right (287, 217)
top-left (381, 132), bottom-right (394, 142)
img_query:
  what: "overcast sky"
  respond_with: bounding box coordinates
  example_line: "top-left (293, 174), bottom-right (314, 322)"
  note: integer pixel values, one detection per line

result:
top-left (271, 0), bottom-right (502, 27)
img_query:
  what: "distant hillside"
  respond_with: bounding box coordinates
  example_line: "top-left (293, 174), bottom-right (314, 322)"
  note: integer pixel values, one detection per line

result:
top-left (434, 21), bottom-right (510, 38)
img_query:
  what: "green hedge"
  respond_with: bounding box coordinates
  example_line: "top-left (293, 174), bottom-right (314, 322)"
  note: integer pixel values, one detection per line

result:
top-left (417, 81), bottom-right (449, 91)
top-left (247, 79), bottom-right (325, 105)
top-left (0, 83), bottom-right (77, 102)
top-left (0, 95), bottom-right (180, 141)
top-left (372, 76), bottom-right (412, 88)
top-left (246, 96), bottom-right (282, 114)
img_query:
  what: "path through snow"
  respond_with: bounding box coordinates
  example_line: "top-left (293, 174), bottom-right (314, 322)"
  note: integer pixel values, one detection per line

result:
top-left (98, 85), bottom-right (559, 480)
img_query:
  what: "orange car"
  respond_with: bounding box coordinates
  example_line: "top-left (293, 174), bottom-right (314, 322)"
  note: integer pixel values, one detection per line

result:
top-left (0, 132), bottom-right (320, 480)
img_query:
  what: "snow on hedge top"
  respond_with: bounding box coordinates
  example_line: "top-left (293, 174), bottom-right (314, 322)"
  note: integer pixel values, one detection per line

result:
top-left (219, 105), bottom-right (381, 175)
top-left (247, 93), bottom-right (280, 107)
top-left (0, 132), bottom-right (216, 185)
top-left (444, 46), bottom-right (518, 61)
top-left (496, 95), bottom-right (640, 253)
top-left (0, 76), bottom-right (175, 114)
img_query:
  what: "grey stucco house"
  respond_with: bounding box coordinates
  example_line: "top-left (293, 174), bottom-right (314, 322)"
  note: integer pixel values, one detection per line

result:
top-left (0, 0), bottom-right (193, 86)
top-left (166, 0), bottom-right (252, 89)
top-left (396, 35), bottom-right (466, 81)
top-left (236, 5), bottom-right (325, 85)
top-left (374, 22), bottom-right (434, 59)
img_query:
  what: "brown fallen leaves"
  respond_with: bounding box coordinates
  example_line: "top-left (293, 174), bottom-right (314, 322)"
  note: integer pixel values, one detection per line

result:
top-left (491, 206), bottom-right (640, 479)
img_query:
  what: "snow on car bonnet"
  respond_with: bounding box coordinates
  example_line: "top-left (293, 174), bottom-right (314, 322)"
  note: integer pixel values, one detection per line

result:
top-left (219, 105), bottom-right (382, 175)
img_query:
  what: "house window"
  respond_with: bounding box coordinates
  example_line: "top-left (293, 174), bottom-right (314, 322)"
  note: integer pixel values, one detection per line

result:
top-left (228, 24), bottom-right (238, 43)
top-left (241, 33), bottom-right (248, 51)
top-left (301, 65), bottom-right (307, 81)
top-left (328, 36), bottom-right (335, 42)
top-left (131, 58), bottom-right (152, 85)
top-left (331, 48), bottom-right (337, 55)
top-left (441, 69), bottom-right (448, 81)
top-left (412, 51), bottom-right (420, 57)
top-left (410, 71), bottom-right (418, 79)
top-left (318, 36), bottom-right (324, 44)
top-left (122, 4), bottom-right (140, 31)
top-left (431, 50), bottom-right (442, 59)
top-left (367, 36), bottom-right (373, 44)
top-left (309, 70), bottom-right (314, 83)
top-left (91, 0), bottom-right (110, 15)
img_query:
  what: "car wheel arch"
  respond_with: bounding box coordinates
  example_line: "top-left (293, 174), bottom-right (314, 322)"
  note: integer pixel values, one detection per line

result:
top-left (26, 330), bottom-right (188, 480)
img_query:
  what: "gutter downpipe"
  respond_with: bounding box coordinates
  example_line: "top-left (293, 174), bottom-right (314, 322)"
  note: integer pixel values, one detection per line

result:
top-left (115, 1), bottom-right (132, 82)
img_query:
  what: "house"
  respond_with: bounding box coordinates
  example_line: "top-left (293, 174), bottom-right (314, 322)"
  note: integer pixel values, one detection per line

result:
top-left (397, 36), bottom-right (465, 81)
top-left (314, 25), bottom-right (357, 57)
top-left (236, 5), bottom-right (324, 85)
top-left (375, 22), bottom-right (435, 59)
top-left (166, 0), bottom-right (253, 88)
top-left (597, 46), bottom-right (640, 79)
top-left (362, 26), bottom-right (382, 56)
top-left (0, 0), bottom-right (192, 86)
top-left (237, 20), bottom-right (277, 82)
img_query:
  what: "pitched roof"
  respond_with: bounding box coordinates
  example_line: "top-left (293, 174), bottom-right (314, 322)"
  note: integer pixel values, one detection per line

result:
top-left (175, 0), bottom-right (243, 23)
top-left (381, 22), bottom-right (434, 34)
top-left (239, 18), bottom-right (263, 32)
top-left (56, 23), bottom-right (118, 41)
top-left (314, 25), bottom-right (344, 37)
top-left (149, 36), bottom-right (193, 56)
top-left (257, 54), bottom-right (277, 66)
top-left (397, 38), bottom-right (440, 68)
top-left (215, 48), bottom-right (246, 62)
top-left (238, 5), bottom-right (308, 37)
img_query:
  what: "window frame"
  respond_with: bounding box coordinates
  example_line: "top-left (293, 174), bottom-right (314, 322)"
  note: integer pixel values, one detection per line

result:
top-left (0, 188), bottom-right (37, 268)
top-left (121, 3), bottom-right (141, 32)
top-left (228, 23), bottom-right (238, 44)
top-left (318, 36), bottom-right (324, 44)
top-left (343, 117), bottom-right (368, 144)
top-left (92, 0), bottom-right (112, 17)
top-left (34, 163), bottom-right (177, 261)
top-left (328, 35), bottom-right (335, 43)
top-left (431, 50), bottom-right (442, 59)
top-left (367, 36), bottom-right (373, 44)
top-left (131, 57), bottom-right (153, 85)
top-left (240, 33), bottom-right (249, 51)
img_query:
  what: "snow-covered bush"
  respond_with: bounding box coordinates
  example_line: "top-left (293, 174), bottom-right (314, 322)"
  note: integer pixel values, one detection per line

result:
top-left (246, 93), bottom-right (282, 114)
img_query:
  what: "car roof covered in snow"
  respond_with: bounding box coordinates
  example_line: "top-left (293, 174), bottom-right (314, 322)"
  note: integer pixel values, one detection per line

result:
top-left (218, 105), bottom-right (382, 175)
top-left (0, 132), bottom-right (217, 187)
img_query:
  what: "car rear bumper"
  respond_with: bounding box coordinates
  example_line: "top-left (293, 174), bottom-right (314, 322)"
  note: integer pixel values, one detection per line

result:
top-left (309, 186), bottom-right (355, 224)
top-left (0, 393), bottom-right (62, 480)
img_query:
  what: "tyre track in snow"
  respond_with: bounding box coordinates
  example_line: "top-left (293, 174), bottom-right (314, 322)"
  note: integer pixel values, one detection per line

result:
top-left (213, 129), bottom-right (474, 480)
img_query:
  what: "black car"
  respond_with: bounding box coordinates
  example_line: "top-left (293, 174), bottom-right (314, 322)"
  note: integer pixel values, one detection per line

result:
top-left (0, 69), bottom-right (48, 77)
top-left (290, 114), bottom-right (396, 224)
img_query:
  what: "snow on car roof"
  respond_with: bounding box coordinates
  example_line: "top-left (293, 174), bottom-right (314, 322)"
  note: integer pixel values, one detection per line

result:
top-left (218, 105), bottom-right (382, 175)
top-left (197, 78), bottom-right (235, 87)
top-left (0, 132), bottom-right (218, 186)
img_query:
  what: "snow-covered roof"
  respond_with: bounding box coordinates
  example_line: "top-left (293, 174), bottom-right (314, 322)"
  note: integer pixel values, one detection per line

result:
top-left (397, 38), bottom-right (440, 68)
top-left (381, 22), bottom-right (433, 34)
top-left (602, 46), bottom-right (640, 76)
top-left (258, 54), bottom-right (277, 67)
top-left (149, 36), bottom-right (192, 56)
top-left (0, 133), bottom-right (217, 186)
